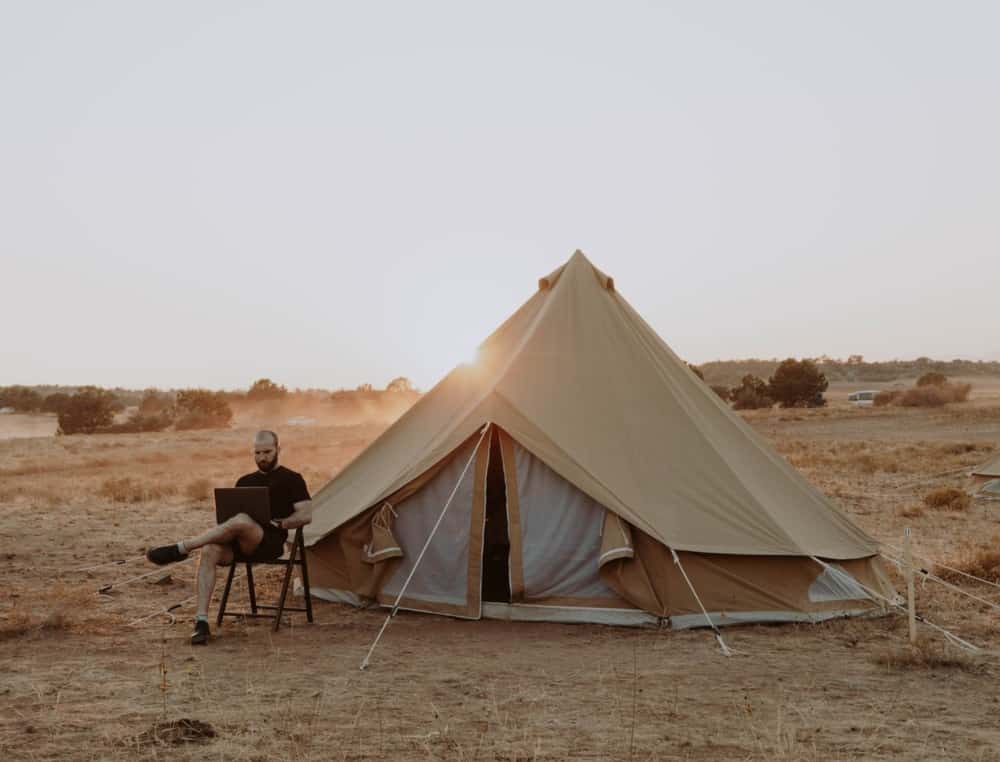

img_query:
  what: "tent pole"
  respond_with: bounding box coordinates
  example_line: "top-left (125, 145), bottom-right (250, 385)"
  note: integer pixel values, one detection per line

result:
top-left (360, 423), bottom-right (492, 671)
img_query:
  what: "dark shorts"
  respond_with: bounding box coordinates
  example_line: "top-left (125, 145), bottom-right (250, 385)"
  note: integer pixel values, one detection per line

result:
top-left (231, 526), bottom-right (287, 563)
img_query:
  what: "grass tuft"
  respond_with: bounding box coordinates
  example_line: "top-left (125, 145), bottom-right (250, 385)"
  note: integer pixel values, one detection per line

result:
top-left (923, 487), bottom-right (971, 512)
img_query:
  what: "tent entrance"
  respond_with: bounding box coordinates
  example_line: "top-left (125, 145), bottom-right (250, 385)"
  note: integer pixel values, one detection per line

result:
top-left (482, 426), bottom-right (511, 603)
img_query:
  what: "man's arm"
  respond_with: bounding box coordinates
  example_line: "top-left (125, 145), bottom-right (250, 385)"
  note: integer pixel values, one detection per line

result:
top-left (277, 499), bottom-right (313, 530)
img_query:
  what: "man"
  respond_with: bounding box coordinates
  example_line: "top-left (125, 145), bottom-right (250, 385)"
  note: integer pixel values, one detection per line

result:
top-left (146, 430), bottom-right (312, 645)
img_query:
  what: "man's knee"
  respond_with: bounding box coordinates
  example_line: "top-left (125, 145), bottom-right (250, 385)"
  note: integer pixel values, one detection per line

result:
top-left (227, 513), bottom-right (255, 529)
top-left (230, 513), bottom-right (265, 534)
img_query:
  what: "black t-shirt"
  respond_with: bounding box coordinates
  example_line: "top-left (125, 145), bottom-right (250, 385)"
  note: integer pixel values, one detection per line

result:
top-left (235, 466), bottom-right (310, 539)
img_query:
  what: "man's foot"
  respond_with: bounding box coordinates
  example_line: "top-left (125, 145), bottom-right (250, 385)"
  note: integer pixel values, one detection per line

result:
top-left (146, 544), bottom-right (186, 565)
top-left (190, 619), bottom-right (210, 645)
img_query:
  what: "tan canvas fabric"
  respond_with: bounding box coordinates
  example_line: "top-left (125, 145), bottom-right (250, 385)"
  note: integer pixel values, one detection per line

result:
top-left (307, 250), bottom-right (877, 559)
top-left (599, 523), bottom-right (889, 619)
top-left (362, 503), bottom-right (403, 565)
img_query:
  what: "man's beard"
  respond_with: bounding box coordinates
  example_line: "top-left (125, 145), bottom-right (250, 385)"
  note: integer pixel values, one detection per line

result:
top-left (257, 458), bottom-right (278, 473)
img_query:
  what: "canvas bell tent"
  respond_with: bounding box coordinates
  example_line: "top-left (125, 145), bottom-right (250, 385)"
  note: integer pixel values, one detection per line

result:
top-left (302, 251), bottom-right (892, 627)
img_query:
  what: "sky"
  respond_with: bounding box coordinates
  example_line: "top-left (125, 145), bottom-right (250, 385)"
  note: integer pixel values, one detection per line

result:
top-left (2, 2), bottom-right (998, 392)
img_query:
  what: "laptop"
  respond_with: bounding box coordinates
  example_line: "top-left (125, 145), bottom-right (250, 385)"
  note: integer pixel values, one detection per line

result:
top-left (214, 487), bottom-right (271, 527)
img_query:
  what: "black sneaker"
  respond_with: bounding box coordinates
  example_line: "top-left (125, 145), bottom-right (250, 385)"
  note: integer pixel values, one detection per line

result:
top-left (190, 619), bottom-right (210, 645)
top-left (146, 544), bottom-right (186, 565)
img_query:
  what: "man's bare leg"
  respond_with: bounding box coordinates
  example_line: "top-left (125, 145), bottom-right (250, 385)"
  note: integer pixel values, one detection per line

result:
top-left (181, 513), bottom-right (264, 556)
top-left (147, 513), bottom-right (264, 566)
top-left (196, 542), bottom-right (234, 618)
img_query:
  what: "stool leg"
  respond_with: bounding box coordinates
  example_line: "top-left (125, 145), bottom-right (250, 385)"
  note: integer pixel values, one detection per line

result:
top-left (298, 530), bottom-right (314, 623)
top-left (246, 564), bottom-right (258, 614)
top-left (217, 562), bottom-right (237, 627)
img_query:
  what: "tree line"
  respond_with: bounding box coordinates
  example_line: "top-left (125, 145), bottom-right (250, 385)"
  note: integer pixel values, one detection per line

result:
top-left (0, 376), bottom-right (418, 435)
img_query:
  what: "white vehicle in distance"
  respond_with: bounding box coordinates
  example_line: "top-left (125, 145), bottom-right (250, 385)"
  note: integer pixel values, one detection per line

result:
top-left (847, 390), bottom-right (879, 407)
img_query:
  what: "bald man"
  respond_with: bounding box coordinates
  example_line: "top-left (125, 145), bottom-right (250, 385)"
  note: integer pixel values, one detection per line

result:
top-left (146, 430), bottom-right (312, 644)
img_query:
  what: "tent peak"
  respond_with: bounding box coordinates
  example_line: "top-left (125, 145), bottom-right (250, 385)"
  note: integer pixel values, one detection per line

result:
top-left (538, 250), bottom-right (615, 292)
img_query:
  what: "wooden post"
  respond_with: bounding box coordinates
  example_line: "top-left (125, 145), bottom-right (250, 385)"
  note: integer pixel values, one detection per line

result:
top-left (904, 527), bottom-right (917, 645)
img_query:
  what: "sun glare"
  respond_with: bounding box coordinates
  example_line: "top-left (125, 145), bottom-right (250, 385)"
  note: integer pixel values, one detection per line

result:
top-left (458, 346), bottom-right (482, 368)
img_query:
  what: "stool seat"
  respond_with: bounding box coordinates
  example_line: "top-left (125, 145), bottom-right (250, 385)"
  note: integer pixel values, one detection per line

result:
top-left (216, 526), bottom-right (314, 631)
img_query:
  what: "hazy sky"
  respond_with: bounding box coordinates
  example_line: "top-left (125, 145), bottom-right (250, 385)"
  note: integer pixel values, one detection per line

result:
top-left (3, 2), bottom-right (998, 391)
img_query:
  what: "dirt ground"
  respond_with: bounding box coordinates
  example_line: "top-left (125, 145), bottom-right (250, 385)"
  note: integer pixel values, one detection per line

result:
top-left (3, 383), bottom-right (1000, 760)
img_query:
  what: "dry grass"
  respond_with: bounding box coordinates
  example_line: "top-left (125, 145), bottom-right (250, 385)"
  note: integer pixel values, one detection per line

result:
top-left (183, 477), bottom-right (213, 502)
top-left (923, 487), bottom-right (972, 512)
top-left (99, 476), bottom-right (178, 503)
top-left (937, 541), bottom-right (1000, 584)
top-left (4, 397), bottom-right (1000, 759)
top-left (0, 583), bottom-right (97, 640)
top-left (872, 636), bottom-right (980, 671)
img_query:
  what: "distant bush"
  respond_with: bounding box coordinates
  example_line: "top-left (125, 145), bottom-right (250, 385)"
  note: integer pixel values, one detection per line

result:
top-left (767, 359), bottom-right (828, 408)
top-left (247, 378), bottom-right (288, 400)
top-left (710, 385), bottom-right (731, 401)
top-left (174, 389), bottom-right (233, 430)
top-left (139, 389), bottom-right (174, 416)
top-left (57, 387), bottom-right (119, 434)
top-left (0, 385), bottom-right (43, 412)
top-left (923, 487), bottom-right (971, 512)
top-left (898, 383), bottom-right (971, 408)
top-left (386, 376), bottom-right (415, 392)
top-left (917, 372), bottom-right (948, 387)
top-left (102, 411), bottom-right (174, 434)
top-left (874, 391), bottom-right (901, 407)
top-left (41, 392), bottom-right (72, 415)
top-left (730, 375), bottom-right (773, 410)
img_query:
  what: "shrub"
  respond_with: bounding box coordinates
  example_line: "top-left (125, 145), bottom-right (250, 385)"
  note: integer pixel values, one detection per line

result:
top-left (56, 387), bottom-right (118, 434)
top-left (874, 390), bottom-right (901, 407)
top-left (730, 374), bottom-right (773, 410)
top-left (174, 389), bottom-right (233, 430)
top-left (899, 387), bottom-right (948, 407)
top-left (102, 411), bottom-right (174, 433)
top-left (385, 376), bottom-right (415, 392)
top-left (138, 388), bottom-right (174, 416)
top-left (247, 378), bottom-right (288, 400)
top-left (41, 392), bottom-right (72, 415)
top-left (917, 372), bottom-right (948, 387)
top-left (898, 383), bottom-right (971, 408)
top-left (768, 359), bottom-right (828, 408)
top-left (0, 385), bottom-right (43, 412)
top-left (923, 487), bottom-right (971, 512)
top-left (710, 385), bottom-right (731, 401)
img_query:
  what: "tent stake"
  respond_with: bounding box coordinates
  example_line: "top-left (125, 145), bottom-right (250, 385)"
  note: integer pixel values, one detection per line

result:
top-left (360, 423), bottom-right (491, 671)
